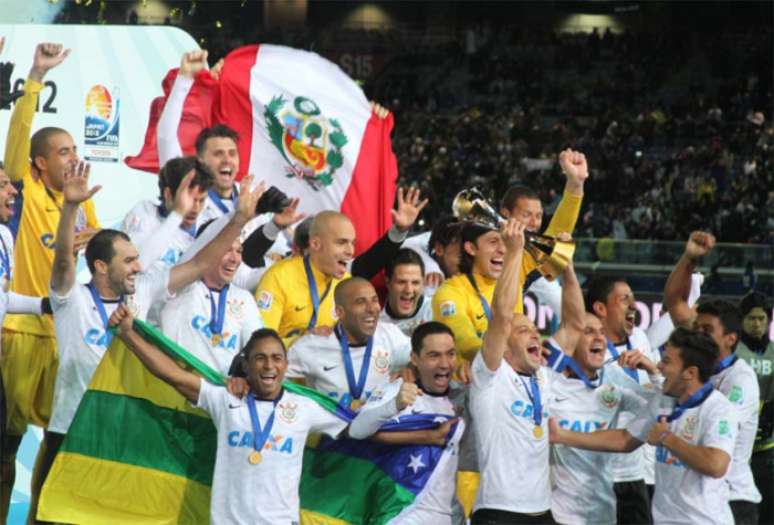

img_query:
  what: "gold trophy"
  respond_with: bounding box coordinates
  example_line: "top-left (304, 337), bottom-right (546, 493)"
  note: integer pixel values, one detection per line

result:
top-left (452, 188), bottom-right (575, 281)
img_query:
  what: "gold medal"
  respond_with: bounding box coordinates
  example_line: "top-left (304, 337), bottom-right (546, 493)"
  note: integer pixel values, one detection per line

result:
top-left (533, 426), bottom-right (544, 439)
top-left (248, 451), bottom-right (262, 465)
top-left (211, 333), bottom-right (222, 346)
top-left (350, 399), bottom-right (364, 411)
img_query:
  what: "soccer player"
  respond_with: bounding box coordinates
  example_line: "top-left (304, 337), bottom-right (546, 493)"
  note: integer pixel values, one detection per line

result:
top-left (550, 328), bottom-right (738, 525)
top-left (736, 291), bottom-right (774, 525)
top-left (350, 321), bottom-right (464, 524)
top-left (0, 43), bottom-right (100, 520)
top-left (111, 306), bottom-right (355, 525)
top-left (402, 216), bottom-right (464, 290)
top-left (664, 231), bottom-right (762, 523)
top-left (379, 249), bottom-right (433, 336)
top-left (160, 221), bottom-right (263, 376)
top-left (547, 312), bottom-right (657, 525)
top-left (256, 187), bottom-right (426, 346)
top-left (469, 218), bottom-right (584, 525)
top-left (433, 149), bottom-right (587, 360)
top-left (121, 156), bottom-right (211, 270)
top-left (30, 165), bottom-right (266, 518)
top-left (585, 274), bottom-right (660, 522)
top-left (286, 277), bottom-right (411, 410)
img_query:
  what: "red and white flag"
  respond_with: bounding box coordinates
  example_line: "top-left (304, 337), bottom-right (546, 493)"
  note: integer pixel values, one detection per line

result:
top-left (126, 44), bottom-right (398, 254)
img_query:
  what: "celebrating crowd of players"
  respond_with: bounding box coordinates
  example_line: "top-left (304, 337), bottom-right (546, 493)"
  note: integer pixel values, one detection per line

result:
top-left (0, 41), bottom-right (772, 525)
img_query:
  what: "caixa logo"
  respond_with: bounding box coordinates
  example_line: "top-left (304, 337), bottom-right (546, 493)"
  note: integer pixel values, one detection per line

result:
top-left (191, 315), bottom-right (238, 349)
top-left (84, 328), bottom-right (110, 348)
top-left (558, 419), bottom-right (608, 433)
top-left (510, 399), bottom-right (549, 421)
top-left (227, 431), bottom-right (294, 454)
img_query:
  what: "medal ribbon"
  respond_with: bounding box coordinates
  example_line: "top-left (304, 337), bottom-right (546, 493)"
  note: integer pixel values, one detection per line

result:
top-left (714, 354), bottom-right (737, 375)
top-left (606, 338), bottom-right (640, 383)
top-left (336, 324), bottom-right (374, 403)
top-left (207, 185), bottom-right (238, 215)
top-left (87, 282), bottom-right (122, 347)
top-left (0, 235), bottom-right (10, 280)
top-left (208, 284), bottom-right (230, 337)
top-left (666, 382), bottom-right (713, 423)
top-left (466, 273), bottom-right (492, 322)
top-left (518, 374), bottom-right (543, 427)
top-left (565, 357), bottom-right (604, 389)
top-left (304, 255), bottom-right (333, 331)
top-left (246, 391), bottom-right (281, 455)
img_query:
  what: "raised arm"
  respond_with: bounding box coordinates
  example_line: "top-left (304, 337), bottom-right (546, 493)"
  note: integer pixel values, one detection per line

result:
top-left (542, 149), bottom-right (588, 238)
top-left (664, 232), bottom-right (715, 329)
top-left (110, 304), bottom-right (201, 403)
top-left (551, 259), bottom-right (584, 355)
top-left (167, 176), bottom-right (265, 293)
top-left (4, 43), bottom-right (70, 183)
top-left (351, 187), bottom-right (428, 279)
top-left (481, 219), bottom-right (525, 371)
top-left (157, 51), bottom-right (206, 166)
top-left (50, 162), bottom-right (100, 295)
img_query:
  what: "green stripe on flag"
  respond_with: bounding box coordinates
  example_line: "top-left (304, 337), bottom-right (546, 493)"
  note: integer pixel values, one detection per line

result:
top-left (300, 447), bottom-right (415, 525)
top-left (62, 390), bottom-right (217, 485)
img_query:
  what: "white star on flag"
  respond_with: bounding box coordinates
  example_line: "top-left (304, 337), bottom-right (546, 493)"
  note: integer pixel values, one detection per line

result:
top-left (407, 453), bottom-right (426, 474)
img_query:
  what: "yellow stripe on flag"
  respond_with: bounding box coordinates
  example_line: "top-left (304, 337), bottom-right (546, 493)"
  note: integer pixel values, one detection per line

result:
top-left (38, 452), bottom-right (210, 524)
top-left (300, 509), bottom-right (351, 525)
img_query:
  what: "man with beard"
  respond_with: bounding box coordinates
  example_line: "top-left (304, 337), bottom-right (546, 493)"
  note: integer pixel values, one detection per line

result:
top-left (735, 291), bottom-right (774, 525)
top-left (664, 231), bottom-right (763, 524)
top-left (379, 249), bottom-right (433, 336)
top-left (550, 328), bottom-right (737, 525)
top-left (29, 164), bottom-right (265, 519)
top-left (350, 321), bottom-right (464, 524)
top-left (285, 277), bottom-right (411, 410)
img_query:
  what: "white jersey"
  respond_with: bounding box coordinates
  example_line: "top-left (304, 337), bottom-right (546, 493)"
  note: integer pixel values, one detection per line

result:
top-left (48, 268), bottom-right (170, 433)
top-left (549, 367), bottom-right (651, 525)
top-left (160, 281), bottom-right (263, 376)
top-left (349, 377), bottom-right (463, 525)
top-left (286, 323), bottom-right (411, 408)
top-left (629, 389), bottom-right (737, 525)
top-left (121, 200), bottom-right (195, 271)
top-left (605, 327), bottom-right (659, 483)
top-left (196, 380), bottom-right (347, 525)
top-left (378, 295), bottom-right (434, 337)
top-left (470, 352), bottom-right (553, 514)
top-left (710, 357), bottom-right (762, 503)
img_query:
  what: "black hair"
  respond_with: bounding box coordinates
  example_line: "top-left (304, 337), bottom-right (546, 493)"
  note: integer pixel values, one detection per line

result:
top-left (667, 327), bottom-right (719, 383)
top-left (500, 185), bottom-right (540, 213)
top-left (411, 321), bottom-right (454, 355)
top-left (195, 124), bottom-right (239, 156)
top-left (458, 222), bottom-right (496, 274)
top-left (385, 248), bottom-right (425, 279)
top-left (85, 229), bottom-right (132, 273)
top-left (240, 328), bottom-right (286, 360)
top-left (584, 276), bottom-right (626, 314)
top-left (427, 216), bottom-right (464, 253)
top-left (696, 300), bottom-right (742, 350)
top-left (158, 156), bottom-right (212, 200)
top-left (739, 291), bottom-right (771, 318)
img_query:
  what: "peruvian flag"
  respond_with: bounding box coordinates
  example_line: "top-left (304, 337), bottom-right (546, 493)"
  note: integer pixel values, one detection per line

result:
top-left (125, 44), bottom-right (398, 255)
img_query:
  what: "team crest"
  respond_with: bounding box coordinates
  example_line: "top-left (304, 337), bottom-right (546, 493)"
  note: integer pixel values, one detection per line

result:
top-left (598, 385), bottom-right (619, 409)
top-left (257, 291), bottom-right (273, 310)
top-left (440, 301), bottom-right (456, 317)
top-left (373, 350), bottom-right (391, 374)
top-left (264, 95), bottom-right (348, 191)
top-left (681, 416), bottom-right (698, 441)
top-left (278, 401), bottom-right (298, 424)
top-left (228, 299), bottom-right (244, 320)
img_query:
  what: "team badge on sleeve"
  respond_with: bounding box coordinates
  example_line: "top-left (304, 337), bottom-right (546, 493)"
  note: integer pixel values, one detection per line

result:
top-left (718, 419), bottom-right (732, 437)
top-left (440, 301), bottom-right (456, 317)
top-left (728, 385), bottom-right (743, 405)
top-left (257, 291), bottom-right (273, 310)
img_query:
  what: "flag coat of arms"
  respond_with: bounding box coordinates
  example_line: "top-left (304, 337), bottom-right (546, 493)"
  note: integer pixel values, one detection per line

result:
top-left (38, 320), bottom-right (463, 525)
top-left (126, 44), bottom-right (397, 254)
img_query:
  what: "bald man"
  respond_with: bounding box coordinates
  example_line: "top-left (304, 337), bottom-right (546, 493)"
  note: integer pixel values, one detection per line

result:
top-left (285, 277), bottom-right (411, 410)
top-left (255, 189), bottom-right (426, 346)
